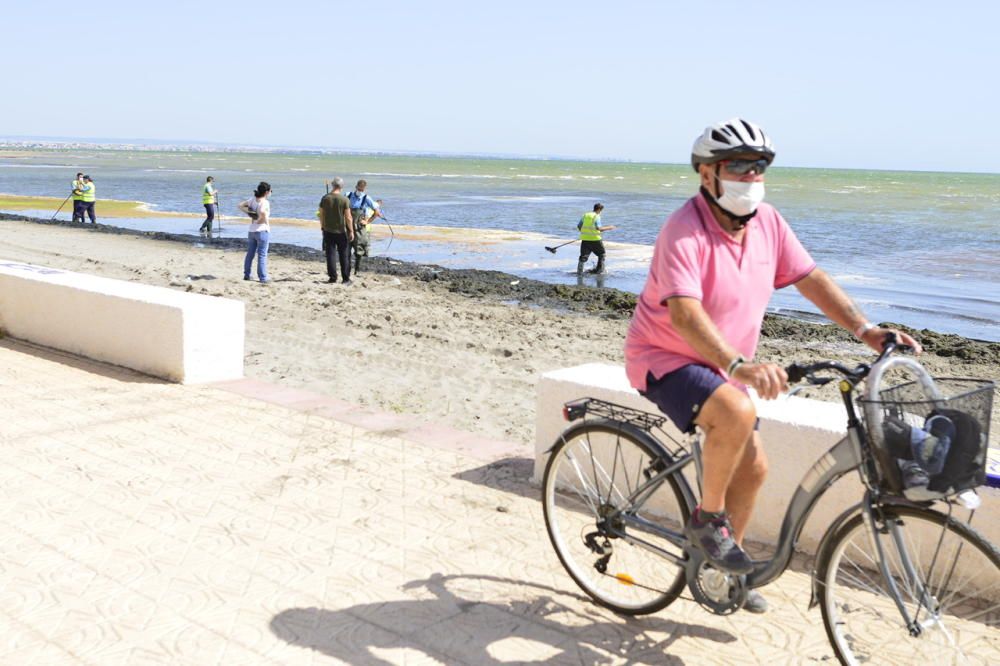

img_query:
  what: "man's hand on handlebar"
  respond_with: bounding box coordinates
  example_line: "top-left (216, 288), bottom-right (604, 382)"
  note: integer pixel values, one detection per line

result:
top-left (861, 326), bottom-right (922, 355)
top-left (732, 362), bottom-right (788, 400)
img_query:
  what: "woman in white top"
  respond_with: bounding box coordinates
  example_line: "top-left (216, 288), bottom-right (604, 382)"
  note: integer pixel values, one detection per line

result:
top-left (238, 181), bottom-right (272, 282)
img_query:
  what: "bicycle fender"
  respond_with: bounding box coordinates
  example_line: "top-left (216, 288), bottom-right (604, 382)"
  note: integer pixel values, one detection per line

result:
top-left (545, 418), bottom-right (668, 456)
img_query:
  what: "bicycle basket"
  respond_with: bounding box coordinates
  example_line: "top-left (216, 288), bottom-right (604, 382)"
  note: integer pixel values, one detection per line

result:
top-left (858, 378), bottom-right (994, 500)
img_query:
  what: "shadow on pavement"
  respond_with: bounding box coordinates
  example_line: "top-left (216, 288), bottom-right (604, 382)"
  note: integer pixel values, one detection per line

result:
top-left (0, 338), bottom-right (166, 385)
top-left (270, 573), bottom-right (735, 665)
top-left (452, 456), bottom-right (538, 501)
top-left (451, 457), bottom-right (804, 567)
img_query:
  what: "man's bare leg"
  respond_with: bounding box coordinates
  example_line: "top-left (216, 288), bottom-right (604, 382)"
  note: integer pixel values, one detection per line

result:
top-left (695, 384), bottom-right (757, 514)
top-left (725, 431), bottom-right (768, 544)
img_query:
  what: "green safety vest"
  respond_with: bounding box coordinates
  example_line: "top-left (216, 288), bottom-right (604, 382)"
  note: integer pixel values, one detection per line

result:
top-left (202, 183), bottom-right (215, 205)
top-left (82, 183), bottom-right (96, 203)
top-left (72, 180), bottom-right (84, 201)
top-left (579, 212), bottom-right (601, 241)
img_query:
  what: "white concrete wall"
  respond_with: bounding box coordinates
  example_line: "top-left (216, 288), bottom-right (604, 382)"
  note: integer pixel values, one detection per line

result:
top-left (0, 260), bottom-right (244, 384)
top-left (536, 363), bottom-right (1000, 553)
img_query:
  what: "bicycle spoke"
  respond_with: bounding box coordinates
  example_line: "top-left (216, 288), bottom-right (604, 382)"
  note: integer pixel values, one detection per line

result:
top-left (573, 440), bottom-right (634, 508)
top-left (821, 507), bottom-right (1000, 665)
top-left (543, 425), bottom-right (688, 615)
top-left (959, 598), bottom-right (1000, 624)
top-left (562, 448), bottom-right (601, 515)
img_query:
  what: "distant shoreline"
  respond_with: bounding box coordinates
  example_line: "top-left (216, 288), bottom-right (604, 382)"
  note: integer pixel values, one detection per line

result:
top-left (3, 142), bottom-right (999, 176)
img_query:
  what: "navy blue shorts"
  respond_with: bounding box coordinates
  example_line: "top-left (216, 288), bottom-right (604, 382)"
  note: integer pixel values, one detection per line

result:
top-left (640, 365), bottom-right (726, 434)
top-left (642, 365), bottom-right (760, 437)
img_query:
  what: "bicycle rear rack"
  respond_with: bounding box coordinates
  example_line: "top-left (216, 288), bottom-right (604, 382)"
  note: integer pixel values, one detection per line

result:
top-left (563, 397), bottom-right (665, 430)
top-left (563, 397), bottom-right (690, 458)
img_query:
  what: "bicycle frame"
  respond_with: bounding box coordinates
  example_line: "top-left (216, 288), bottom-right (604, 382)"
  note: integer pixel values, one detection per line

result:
top-left (607, 426), bottom-right (864, 588)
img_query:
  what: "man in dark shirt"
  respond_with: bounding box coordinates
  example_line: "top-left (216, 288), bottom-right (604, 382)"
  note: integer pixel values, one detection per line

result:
top-left (318, 177), bottom-right (355, 285)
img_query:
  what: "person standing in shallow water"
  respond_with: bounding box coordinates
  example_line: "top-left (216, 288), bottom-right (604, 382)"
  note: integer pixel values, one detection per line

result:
top-left (71, 172), bottom-right (85, 223)
top-left (577, 203), bottom-right (616, 275)
top-left (239, 182), bottom-right (272, 283)
top-left (348, 180), bottom-right (378, 274)
top-left (79, 175), bottom-right (97, 224)
top-left (199, 176), bottom-right (218, 234)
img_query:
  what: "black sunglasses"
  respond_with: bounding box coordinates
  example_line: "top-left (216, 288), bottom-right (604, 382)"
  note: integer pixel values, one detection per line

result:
top-left (723, 158), bottom-right (769, 175)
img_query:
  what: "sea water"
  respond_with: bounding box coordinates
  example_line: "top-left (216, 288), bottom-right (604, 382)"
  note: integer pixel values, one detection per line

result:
top-left (1, 148), bottom-right (998, 341)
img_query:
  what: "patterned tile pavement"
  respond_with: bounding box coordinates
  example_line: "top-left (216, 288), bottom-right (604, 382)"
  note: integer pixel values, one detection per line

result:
top-left (0, 339), bottom-right (839, 664)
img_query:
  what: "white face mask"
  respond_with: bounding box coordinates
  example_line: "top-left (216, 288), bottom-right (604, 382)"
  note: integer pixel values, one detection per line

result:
top-left (715, 178), bottom-right (765, 217)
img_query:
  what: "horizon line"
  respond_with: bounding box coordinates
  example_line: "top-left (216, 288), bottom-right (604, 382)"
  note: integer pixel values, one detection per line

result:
top-left (2, 134), bottom-right (998, 177)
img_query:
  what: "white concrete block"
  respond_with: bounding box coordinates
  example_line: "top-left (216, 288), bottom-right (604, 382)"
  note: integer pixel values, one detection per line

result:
top-left (0, 260), bottom-right (244, 384)
top-left (536, 363), bottom-right (1000, 552)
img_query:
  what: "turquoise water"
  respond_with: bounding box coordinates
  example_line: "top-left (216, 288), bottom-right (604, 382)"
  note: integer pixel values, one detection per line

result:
top-left (2, 148), bottom-right (998, 341)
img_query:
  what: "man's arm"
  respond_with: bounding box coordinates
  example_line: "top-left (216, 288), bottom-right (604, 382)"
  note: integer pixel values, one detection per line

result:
top-left (345, 207), bottom-right (354, 240)
top-left (794, 268), bottom-right (922, 353)
top-left (668, 296), bottom-right (787, 398)
top-left (668, 297), bottom-right (741, 371)
top-left (594, 215), bottom-right (617, 232)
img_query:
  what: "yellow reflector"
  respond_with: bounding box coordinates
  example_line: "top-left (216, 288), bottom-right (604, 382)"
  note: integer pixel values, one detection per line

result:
top-left (615, 573), bottom-right (635, 586)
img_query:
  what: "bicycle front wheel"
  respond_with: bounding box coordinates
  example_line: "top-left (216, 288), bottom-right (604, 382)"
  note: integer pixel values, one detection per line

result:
top-left (817, 504), bottom-right (1000, 665)
top-left (542, 423), bottom-right (690, 615)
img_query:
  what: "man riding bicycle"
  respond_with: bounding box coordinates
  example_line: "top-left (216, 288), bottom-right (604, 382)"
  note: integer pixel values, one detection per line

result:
top-left (624, 118), bottom-right (921, 612)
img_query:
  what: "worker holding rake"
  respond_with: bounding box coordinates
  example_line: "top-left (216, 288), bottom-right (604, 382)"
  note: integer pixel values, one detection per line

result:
top-left (545, 202), bottom-right (617, 275)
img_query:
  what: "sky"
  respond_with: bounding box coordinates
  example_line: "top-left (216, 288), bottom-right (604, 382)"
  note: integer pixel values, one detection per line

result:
top-left (3, 1), bottom-right (999, 172)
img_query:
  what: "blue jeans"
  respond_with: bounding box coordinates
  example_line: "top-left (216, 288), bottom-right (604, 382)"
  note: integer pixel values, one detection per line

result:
top-left (244, 231), bottom-right (270, 281)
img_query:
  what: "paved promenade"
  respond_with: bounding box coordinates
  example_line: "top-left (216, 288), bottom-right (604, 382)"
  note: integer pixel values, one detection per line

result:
top-left (0, 339), bottom-right (835, 664)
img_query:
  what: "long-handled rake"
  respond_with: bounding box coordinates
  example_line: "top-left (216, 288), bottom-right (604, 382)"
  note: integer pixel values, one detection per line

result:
top-left (544, 239), bottom-right (579, 254)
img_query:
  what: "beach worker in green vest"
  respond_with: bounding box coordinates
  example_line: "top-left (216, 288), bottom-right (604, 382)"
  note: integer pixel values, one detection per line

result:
top-left (71, 172), bottom-right (85, 223)
top-left (80, 175), bottom-right (97, 224)
top-left (577, 203), bottom-right (617, 275)
top-left (199, 176), bottom-right (218, 234)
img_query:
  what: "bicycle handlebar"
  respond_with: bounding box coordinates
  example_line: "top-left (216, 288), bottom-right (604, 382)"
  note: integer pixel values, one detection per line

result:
top-left (785, 333), bottom-right (914, 387)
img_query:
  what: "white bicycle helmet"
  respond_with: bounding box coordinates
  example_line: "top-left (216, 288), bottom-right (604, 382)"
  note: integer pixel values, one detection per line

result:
top-left (691, 118), bottom-right (775, 172)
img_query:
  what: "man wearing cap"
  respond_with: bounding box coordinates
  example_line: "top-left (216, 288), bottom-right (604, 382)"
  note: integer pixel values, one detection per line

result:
top-left (79, 175), bottom-right (97, 223)
top-left (624, 118), bottom-right (921, 613)
top-left (71, 172), bottom-right (85, 223)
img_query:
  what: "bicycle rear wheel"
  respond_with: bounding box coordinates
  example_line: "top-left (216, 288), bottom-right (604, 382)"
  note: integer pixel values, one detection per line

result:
top-left (817, 504), bottom-right (1000, 665)
top-left (542, 423), bottom-right (690, 615)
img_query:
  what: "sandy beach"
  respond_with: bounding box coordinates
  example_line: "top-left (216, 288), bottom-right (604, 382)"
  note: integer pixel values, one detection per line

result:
top-left (3, 213), bottom-right (998, 446)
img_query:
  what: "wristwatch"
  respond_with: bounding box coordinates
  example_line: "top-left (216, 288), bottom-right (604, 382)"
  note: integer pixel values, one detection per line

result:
top-left (853, 322), bottom-right (877, 338)
top-left (726, 355), bottom-right (747, 376)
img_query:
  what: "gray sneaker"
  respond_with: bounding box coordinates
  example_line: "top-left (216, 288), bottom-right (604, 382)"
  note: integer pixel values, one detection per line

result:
top-left (684, 511), bottom-right (754, 574)
top-left (743, 590), bottom-right (768, 614)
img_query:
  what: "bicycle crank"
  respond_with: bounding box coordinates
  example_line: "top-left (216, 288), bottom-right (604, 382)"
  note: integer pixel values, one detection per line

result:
top-left (684, 546), bottom-right (747, 615)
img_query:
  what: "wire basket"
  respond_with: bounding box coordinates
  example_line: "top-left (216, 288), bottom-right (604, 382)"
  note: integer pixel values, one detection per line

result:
top-left (858, 378), bottom-right (995, 499)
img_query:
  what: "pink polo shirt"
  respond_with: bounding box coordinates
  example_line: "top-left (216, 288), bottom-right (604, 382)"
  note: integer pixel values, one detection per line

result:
top-left (625, 193), bottom-right (816, 391)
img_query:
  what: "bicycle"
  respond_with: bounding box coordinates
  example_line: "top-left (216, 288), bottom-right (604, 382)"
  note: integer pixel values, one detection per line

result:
top-left (541, 336), bottom-right (999, 664)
